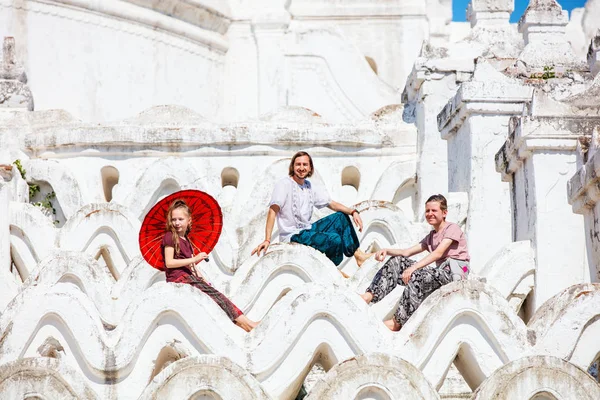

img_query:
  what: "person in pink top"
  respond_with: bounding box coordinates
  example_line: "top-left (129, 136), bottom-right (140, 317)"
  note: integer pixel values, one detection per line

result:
top-left (360, 194), bottom-right (470, 331)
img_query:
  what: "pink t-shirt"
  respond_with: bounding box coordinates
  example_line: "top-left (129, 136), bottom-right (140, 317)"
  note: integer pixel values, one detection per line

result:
top-left (420, 222), bottom-right (470, 266)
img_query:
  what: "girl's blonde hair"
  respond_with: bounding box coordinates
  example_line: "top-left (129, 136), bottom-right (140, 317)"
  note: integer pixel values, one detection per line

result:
top-left (166, 199), bottom-right (191, 255)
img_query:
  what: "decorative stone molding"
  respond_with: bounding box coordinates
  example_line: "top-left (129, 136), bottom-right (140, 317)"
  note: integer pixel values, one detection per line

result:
top-left (22, 106), bottom-right (413, 154)
top-left (124, 0), bottom-right (232, 34)
top-left (41, 0), bottom-right (228, 52)
top-left (288, 0), bottom-right (426, 18)
top-left (438, 62), bottom-right (533, 139)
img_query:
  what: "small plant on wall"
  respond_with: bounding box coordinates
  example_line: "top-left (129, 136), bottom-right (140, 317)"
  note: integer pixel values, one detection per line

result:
top-left (13, 159), bottom-right (59, 224)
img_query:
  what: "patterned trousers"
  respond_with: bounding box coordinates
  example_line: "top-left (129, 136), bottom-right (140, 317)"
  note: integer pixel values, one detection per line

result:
top-left (290, 212), bottom-right (360, 266)
top-left (366, 255), bottom-right (452, 325)
top-left (172, 274), bottom-right (243, 322)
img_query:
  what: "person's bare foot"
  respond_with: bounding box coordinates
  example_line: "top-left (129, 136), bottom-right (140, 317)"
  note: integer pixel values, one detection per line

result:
top-left (235, 315), bottom-right (259, 332)
top-left (383, 318), bottom-right (401, 331)
top-left (360, 292), bottom-right (373, 304)
top-left (354, 249), bottom-right (374, 267)
top-left (340, 270), bottom-right (350, 279)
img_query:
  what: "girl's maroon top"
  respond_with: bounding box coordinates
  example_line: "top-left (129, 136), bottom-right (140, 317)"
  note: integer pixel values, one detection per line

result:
top-left (161, 233), bottom-right (194, 282)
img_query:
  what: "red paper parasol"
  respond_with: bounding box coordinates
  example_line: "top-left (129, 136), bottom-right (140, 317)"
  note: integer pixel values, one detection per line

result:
top-left (139, 189), bottom-right (223, 270)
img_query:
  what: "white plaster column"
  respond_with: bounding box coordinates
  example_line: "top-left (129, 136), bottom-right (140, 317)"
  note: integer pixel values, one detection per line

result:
top-left (251, 8), bottom-right (290, 116)
top-left (568, 124), bottom-right (600, 285)
top-left (437, 63), bottom-right (532, 270)
top-left (0, 164), bottom-right (19, 312)
top-left (589, 30), bottom-right (600, 77)
top-left (223, 22), bottom-right (259, 121)
top-left (498, 117), bottom-right (595, 309)
top-left (467, 0), bottom-right (513, 29)
top-left (404, 64), bottom-right (470, 218)
top-left (0, 165), bottom-right (11, 274)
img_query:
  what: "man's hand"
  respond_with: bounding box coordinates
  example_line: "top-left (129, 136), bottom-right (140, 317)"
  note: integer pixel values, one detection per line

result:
top-left (352, 211), bottom-right (363, 232)
top-left (251, 240), bottom-right (270, 257)
top-left (402, 266), bottom-right (417, 284)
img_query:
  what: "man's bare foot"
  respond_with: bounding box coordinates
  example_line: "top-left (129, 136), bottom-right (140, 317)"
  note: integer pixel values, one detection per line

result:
top-left (235, 315), bottom-right (259, 332)
top-left (383, 318), bottom-right (401, 331)
top-left (340, 270), bottom-right (350, 279)
top-left (360, 292), bottom-right (373, 304)
top-left (354, 248), bottom-right (374, 267)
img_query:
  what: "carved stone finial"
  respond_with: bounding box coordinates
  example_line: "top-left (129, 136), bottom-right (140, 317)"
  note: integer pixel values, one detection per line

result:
top-left (0, 37), bottom-right (25, 82)
top-left (519, 0), bottom-right (568, 45)
top-left (467, 0), bottom-right (514, 28)
top-left (588, 30), bottom-right (600, 77)
top-left (2, 37), bottom-right (16, 69)
top-left (517, 0), bottom-right (583, 69)
top-left (0, 36), bottom-right (33, 111)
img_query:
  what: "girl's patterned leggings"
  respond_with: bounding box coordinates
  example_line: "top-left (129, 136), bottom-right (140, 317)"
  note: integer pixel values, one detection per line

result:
top-left (366, 255), bottom-right (452, 325)
top-left (172, 274), bottom-right (243, 322)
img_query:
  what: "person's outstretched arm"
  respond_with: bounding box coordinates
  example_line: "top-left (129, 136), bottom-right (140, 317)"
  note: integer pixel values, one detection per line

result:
top-left (375, 243), bottom-right (425, 261)
top-left (251, 204), bottom-right (279, 256)
top-left (400, 238), bottom-right (454, 283)
top-left (328, 200), bottom-right (363, 232)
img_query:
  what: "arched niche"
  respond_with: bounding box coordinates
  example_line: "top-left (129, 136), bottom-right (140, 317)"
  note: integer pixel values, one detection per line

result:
top-left (341, 166), bottom-right (361, 190)
top-left (365, 56), bottom-right (378, 75)
top-left (221, 167), bottom-right (239, 188)
top-left (101, 166), bottom-right (120, 202)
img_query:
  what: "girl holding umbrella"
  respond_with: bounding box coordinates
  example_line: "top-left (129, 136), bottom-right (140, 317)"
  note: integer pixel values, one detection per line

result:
top-left (140, 191), bottom-right (258, 332)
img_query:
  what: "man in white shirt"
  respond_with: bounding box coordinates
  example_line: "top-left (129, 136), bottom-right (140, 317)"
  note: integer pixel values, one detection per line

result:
top-left (251, 151), bottom-right (372, 270)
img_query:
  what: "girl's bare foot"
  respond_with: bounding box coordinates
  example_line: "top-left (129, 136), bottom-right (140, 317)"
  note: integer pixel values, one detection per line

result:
top-left (360, 292), bottom-right (373, 304)
top-left (354, 249), bottom-right (374, 267)
top-left (235, 315), bottom-right (259, 332)
top-left (383, 318), bottom-right (401, 331)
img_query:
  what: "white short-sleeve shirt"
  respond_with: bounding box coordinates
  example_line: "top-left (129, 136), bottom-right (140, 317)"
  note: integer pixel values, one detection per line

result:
top-left (269, 177), bottom-right (330, 242)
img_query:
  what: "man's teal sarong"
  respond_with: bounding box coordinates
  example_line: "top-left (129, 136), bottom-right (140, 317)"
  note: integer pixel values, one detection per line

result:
top-left (290, 212), bottom-right (360, 265)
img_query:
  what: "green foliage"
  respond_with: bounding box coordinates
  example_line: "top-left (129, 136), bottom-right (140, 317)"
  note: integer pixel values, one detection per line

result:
top-left (13, 159), bottom-right (26, 179)
top-left (529, 65), bottom-right (556, 80)
top-left (33, 191), bottom-right (57, 216)
top-left (12, 159), bottom-right (58, 223)
top-left (542, 65), bottom-right (556, 80)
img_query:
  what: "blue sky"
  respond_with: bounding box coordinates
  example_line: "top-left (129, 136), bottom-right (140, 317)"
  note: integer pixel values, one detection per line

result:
top-left (452, 0), bottom-right (588, 22)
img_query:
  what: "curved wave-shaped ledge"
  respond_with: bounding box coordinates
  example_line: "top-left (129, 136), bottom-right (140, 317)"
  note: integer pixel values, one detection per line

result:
top-left (10, 199), bottom-right (410, 277)
top-left (472, 356), bottom-right (600, 399)
top-left (0, 281), bottom-right (563, 399)
top-left (306, 353), bottom-right (440, 400)
top-left (530, 283), bottom-right (600, 370)
top-left (139, 355), bottom-right (270, 400)
top-left (0, 357), bottom-right (99, 399)
top-left (8, 233), bottom-right (538, 328)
